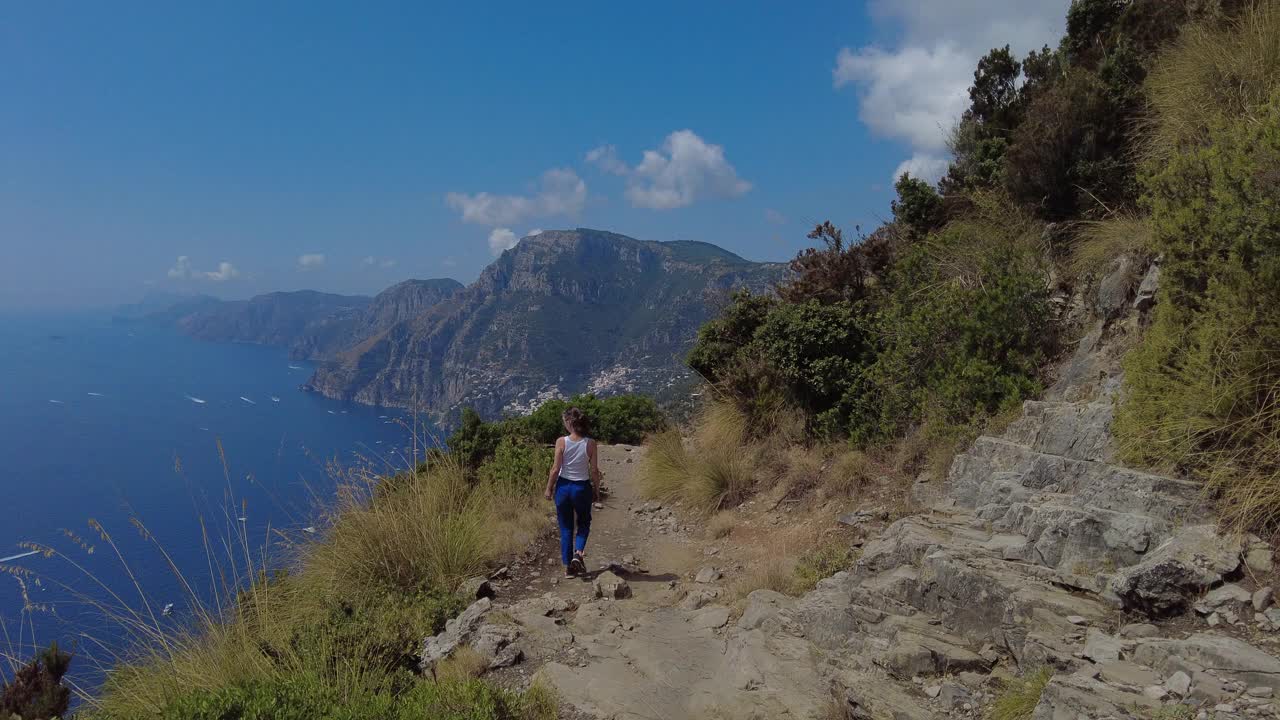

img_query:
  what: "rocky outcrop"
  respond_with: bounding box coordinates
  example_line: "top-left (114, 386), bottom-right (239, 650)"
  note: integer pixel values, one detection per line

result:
top-left (306, 230), bottom-right (783, 418)
top-left (424, 255), bottom-right (1280, 718)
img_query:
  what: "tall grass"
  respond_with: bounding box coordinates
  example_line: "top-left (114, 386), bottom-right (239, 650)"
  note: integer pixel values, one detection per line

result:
top-left (3, 419), bottom-right (554, 719)
top-left (1069, 216), bottom-right (1155, 279)
top-left (1142, 1), bottom-right (1280, 161)
top-left (638, 401), bottom-right (756, 514)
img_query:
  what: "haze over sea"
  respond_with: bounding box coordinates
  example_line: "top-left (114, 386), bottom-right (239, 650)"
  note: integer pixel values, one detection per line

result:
top-left (0, 313), bottom-right (419, 667)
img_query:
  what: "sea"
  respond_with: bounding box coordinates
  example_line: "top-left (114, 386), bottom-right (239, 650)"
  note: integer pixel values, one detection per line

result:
top-left (0, 313), bottom-right (426, 684)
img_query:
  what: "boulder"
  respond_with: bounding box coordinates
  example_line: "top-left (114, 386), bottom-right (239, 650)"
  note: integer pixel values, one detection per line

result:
top-left (1254, 587), bottom-right (1274, 612)
top-left (695, 566), bottom-right (722, 584)
top-left (594, 570), bottom-right (631, 599)
top-left (1097, 255), bottom-right (1136, 319)
top-left (420, 597), bottom-right (492, 670)
top-left (459, 576), bottom-right (496, 600)
top-left (1165, 670), bottom-right (1191, 697)
top-left (1107, 525), bottom-right (1243, 616)
top-left (1196, 583), bottom-right (1251, 613)
top-left (1133, 262), bottom-right (1160, 311)
top-left (1082, 629), bottom-right (1123, 664)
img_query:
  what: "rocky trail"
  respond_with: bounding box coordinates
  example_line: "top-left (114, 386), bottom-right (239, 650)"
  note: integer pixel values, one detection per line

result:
top-left (419, 271), bottom-right (1280, 719)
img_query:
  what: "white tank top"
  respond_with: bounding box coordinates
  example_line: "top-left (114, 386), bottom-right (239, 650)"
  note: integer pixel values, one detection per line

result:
top-left (561, 436), bottom-right (591, 482)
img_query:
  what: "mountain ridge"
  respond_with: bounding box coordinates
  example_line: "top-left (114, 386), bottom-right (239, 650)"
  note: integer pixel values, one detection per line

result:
top-left (304, 229), bottom-right (784, 417)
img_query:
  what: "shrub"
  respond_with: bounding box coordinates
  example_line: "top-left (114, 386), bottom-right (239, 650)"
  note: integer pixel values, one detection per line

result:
top-left (1116, 94), bottom-right (1280, 531)
top-left (477, 437), bottom-right (553, 498)
top-left (828, 450), bottom-right (876, 496)
top-left (846, 200), bottom-right (1052, 443)
top-left (707, 511), bottom-right (736, 540)
top-left (1, 642), bottom-right (72, 720)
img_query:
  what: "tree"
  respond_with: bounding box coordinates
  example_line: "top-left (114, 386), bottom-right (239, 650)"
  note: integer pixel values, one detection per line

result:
top-left (1, 642), bottom-right (72, 720)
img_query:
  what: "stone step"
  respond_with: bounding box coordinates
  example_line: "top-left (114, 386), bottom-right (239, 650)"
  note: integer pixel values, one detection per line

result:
top-left (977, 496), bottom-right (1172, 575)
top-left (1003, 399), bottom-right (1116, 463)
top-left (950, 436), bottom-right (1201, 524)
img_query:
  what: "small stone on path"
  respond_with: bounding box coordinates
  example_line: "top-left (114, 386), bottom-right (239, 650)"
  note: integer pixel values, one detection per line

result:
top-left (695, 566), bottom-right (721, 584)
top-left (594, 570), bottom-right (631, 599)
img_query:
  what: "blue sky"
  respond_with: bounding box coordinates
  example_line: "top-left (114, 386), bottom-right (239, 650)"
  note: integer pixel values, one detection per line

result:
top-left (1, 1), bottom-right (1066, 309)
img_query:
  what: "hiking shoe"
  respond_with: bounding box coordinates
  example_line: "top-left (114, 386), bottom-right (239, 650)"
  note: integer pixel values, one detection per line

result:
top-left (568, 553), bottom-right (585, 576)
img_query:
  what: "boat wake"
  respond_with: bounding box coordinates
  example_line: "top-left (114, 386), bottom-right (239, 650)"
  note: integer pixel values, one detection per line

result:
top-left (240, 396), bottom-right (256, 405)
top-left (185, 395), bottom-right (207, 404)
top-left (48, 399), bottom-right (64, 405)
top-left (87, 392), bottom-right (104, 397)
top-left (0, 550), bottom-right (39, 563)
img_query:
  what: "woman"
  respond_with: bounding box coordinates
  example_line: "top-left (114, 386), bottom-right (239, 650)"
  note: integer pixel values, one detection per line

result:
top-left (544, 407), bottom-right (601, 578)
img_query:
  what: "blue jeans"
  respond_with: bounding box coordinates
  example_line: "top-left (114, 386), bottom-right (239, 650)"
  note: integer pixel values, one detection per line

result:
top-left (554, 477), bottom-right (592, 565)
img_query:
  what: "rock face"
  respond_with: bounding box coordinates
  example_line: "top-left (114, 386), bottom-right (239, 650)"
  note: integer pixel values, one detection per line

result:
top-left (305, 229), bottom-right (783, 417)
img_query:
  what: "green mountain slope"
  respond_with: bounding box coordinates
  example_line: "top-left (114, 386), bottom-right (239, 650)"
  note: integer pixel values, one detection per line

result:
top-left (304, 229), bottom-right (784, 417)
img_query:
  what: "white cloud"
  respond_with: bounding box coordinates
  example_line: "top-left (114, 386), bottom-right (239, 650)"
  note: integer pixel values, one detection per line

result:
top-left (167, 256), bottom-right (239, 282)
top-left (488, 228), bottom-right (519, 256)
top-left (764, 208), bottom-right (786, 225)
top-left (167, 256), bottom-right (193, 279)
top-left (297, 253), bottom-right (326, 271)
top-left (445, 168), bottom-right (586, 226)
top-left (204, 262), bottom-right (239, 282)
top-left (835, 0), bottom-right (1066, 179)
top-left (623, 130), bottom-right (752, 210)
top-left (585, 145), bottom-right (628, 175)
top-left (892, 153), bottom-right (952, 185)
top-left (361, 255), bottom-right (397, 269)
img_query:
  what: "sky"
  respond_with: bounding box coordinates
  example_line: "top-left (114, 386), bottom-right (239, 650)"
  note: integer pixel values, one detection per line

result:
top-left (0, 1), bottom-right (1068, 310)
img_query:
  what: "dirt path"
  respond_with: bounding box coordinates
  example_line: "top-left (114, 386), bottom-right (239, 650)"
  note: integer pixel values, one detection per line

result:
top-left (495, 443), bottom-right (707, 614)
top-left (475, 444), bottom-right (855, 719)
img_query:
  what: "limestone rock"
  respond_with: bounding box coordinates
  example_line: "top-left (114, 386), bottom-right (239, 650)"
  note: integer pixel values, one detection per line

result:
top-left (1097, 255), bottom-right (1135, 319)
top-left (695, 566), bottom-right (721, 584)
top-left (1246, 539), bottom-right (1274, 574)
top-left (1254, 587), bottom-right (1274, 612)
top-left (420, 597), bottom-right (491, 670)
top-left (593, 570), bottom-right (631, 599)
top-left (1166, 670), bottom-right (1192, 697)
top-left (1197, 583), bottom-right (1251, 613)
top-left (459, 576), bottom-right (495, 600)
top-left (1133, 262), bottom-right (1160, 311)
top-left (1082, 628), bottom-right (1123, 663)
top-left (1107, 525), bottom-right (1243, 616)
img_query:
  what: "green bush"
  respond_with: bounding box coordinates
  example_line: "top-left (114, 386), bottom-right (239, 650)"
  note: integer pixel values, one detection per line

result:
top-left (477, 437), bottom-right (553, 496)
top-left (446, 394), bottom-right (667, 469)
top-left (1116, 93), bottom-right (1280, 530)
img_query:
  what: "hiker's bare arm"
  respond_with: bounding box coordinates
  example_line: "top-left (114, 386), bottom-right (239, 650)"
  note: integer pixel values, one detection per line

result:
top-left (546, 438), bottom-right (564, 499)
top-left (589, 439), bottom-right (602, 500)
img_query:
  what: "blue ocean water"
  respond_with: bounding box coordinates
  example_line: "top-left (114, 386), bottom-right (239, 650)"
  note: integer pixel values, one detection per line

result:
top-left (0, 313), bottom-right (425, 680)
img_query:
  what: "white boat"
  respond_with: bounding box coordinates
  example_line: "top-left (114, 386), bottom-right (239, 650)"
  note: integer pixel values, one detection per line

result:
top-left (270, 396), bottom-right (281, 403)
top-left (162, 603), bottom-right (174, 617)
top-left (302, 526), bottom-right (316, 534)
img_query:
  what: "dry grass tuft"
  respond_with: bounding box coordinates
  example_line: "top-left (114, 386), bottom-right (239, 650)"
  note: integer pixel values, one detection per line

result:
top-left (639, 401), bottom-right (756, 515)
top-left (707, 511), bottom-right (737, 540)
top-left (989, 667), bottom-right (1053, 720)
top-left (828, 450), bottom-right (876, 497)
top-left (1069, 216), bottom-right (1155, 279)
top-left (434, 645), bottom-right (490, 682)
